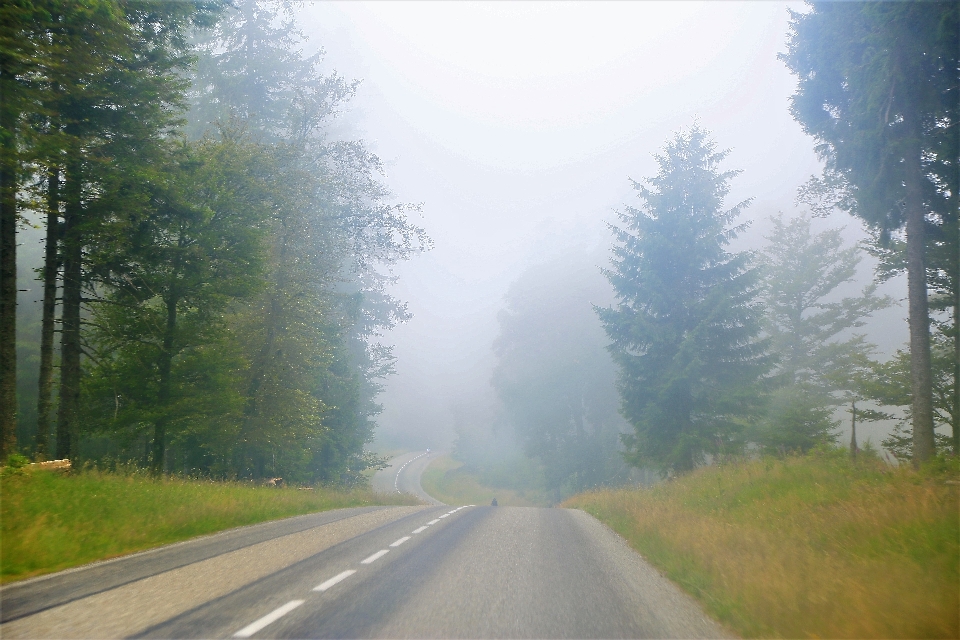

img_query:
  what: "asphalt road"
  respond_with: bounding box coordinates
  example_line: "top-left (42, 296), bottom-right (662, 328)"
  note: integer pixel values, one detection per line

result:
top-left (2, 457), bottom-right (730, 639)
top-left (371, 450), bottom-right (444, 505)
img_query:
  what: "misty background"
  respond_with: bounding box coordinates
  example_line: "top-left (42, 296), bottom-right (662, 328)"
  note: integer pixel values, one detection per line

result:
top-left (288, 2), bottom-right (907, 453)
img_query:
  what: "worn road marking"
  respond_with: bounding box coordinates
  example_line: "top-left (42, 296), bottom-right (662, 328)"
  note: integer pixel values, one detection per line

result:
top-left (389, 537), bottom-right (410, 547)
top-left (233, 600), bottom-right (304, 638)
top-left (313, 570), bottom-right (356, 592)
top-left (361, 550), bottom-right (389, 565)
top-left (427, 519), bottom-right (440, 525)
top-left (412, 526), bottom-right (428, 534)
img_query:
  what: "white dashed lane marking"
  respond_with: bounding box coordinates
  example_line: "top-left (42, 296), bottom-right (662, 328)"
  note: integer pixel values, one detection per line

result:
top-left (313, 570), bottom-right (356, 592)
top-left (360, 549), bottom-right (389, 564)
top-left (231, 506), bottom-right (475, 637)
top-left (233, 600), bottom-right (304, 638)
top-left (394, 451), bottom-right (430, 493)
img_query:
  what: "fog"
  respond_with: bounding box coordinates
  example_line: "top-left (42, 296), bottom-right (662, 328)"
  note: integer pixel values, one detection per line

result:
top-left (295, 1), bottom-right (909, 452)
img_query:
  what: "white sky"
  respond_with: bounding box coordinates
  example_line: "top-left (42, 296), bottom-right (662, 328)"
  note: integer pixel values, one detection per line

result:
top-left (296, 1), bottom-right (907, 449)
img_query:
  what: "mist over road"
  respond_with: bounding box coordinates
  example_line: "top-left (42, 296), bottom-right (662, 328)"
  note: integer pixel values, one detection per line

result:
top-left (2, 460), bottom-right (728, 639)
top-left (371, 451), bottom-right (445, 506)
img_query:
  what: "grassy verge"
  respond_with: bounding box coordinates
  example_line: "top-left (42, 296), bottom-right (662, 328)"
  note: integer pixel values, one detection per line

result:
top-left (564, 452), bottom-right (959, 639)
top-left (420, 455), bottom-right (550, 506)
top-left (1, 467), bottom-right (419, 584)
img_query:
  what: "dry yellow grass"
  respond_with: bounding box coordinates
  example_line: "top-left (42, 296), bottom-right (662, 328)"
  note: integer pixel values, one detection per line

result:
top-left (565, 453), bottom-right (959, 639)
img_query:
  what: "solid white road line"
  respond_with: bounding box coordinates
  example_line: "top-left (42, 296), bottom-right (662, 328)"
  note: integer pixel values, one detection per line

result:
top-left (233, 600), bottom-right (304, 638)
top-left (313, 570), bottom-right (356, 592)
top-left (360, 549), bottom-right (389, 564)
top-left (439, 514), bottom-right (450, 519)
top-left (411, 526), bottom-right (428, 534)
top-left (389, 536), bottom-right (410, 547)
top-left (427, 519), bottom-right (440, 525)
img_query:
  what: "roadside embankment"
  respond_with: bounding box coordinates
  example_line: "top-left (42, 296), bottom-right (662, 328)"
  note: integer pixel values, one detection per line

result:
top-left (420, 455), bottom-right (550, 506)
top-left (0, 467), bottom-right (419, 583)
top-left (564, 452), bottom-right (959, 639)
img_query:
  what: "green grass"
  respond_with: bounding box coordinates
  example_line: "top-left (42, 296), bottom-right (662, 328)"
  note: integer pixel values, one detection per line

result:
top-left (564, 452), bottom-right (959, 639)
top-left (0, 467), bottom-right (419, 583)
top-left (420, 455), bottom-right (551, 506)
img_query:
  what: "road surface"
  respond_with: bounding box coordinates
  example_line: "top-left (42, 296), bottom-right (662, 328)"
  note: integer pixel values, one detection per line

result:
top-left (371, 450), bottom-right (444, 505)
top-left (1, 456), bottom-right (729, 639)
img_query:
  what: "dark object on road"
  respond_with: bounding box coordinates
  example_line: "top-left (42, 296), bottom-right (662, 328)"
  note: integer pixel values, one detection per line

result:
top-left (491, 498), bottom-right (498, 506)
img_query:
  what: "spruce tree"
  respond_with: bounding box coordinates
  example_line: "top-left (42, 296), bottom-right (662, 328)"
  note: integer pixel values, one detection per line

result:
top-left (598, 126), bottom-right (767, 474)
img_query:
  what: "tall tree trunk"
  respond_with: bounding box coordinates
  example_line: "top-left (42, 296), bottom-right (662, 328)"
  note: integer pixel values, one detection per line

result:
top-left (904, 127), bottom-right (936, 466)
top-left (953, 287), bottom-right (959, 454)
top-left (0, 69), bottom-right (17, 459)
top-left (36, 164), bottom-right (60, 459)
top-left (152, 291), bottom-right (177, 475)
top-left (850, 399), bottom-right (857, 460)
top-left (56, 156), bottom-right (82, 460)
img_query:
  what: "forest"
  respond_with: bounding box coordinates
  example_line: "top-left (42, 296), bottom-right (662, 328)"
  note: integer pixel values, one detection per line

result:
top-left (1, 1), bottom-right (957, 492)
top-left (1, 0), bottom-right (429, 482)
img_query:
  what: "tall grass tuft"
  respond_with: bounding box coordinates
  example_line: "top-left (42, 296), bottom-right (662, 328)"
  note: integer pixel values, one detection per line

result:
top-left (565, 451), bottom-right (959, 639)
top-left (1, 467), bottom-right (419, 583)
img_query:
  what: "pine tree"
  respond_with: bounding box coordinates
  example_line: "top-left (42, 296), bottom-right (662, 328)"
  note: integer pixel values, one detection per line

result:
top-left (599, 126), bottom-right (767, 474)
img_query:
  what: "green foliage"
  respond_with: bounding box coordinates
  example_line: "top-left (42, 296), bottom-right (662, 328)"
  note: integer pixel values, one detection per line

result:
top-left (8, 0), bottom-right (428, 485)
top-left (782, 1), bottom-right (958, 463)
top-left (869, 333), bottom-right (958, 461)
top-left (599, 125), bottom-right (768, 474)
top-left (755, 213), bottom-right (890, 452)
top-left (492, 252), bottom-right (631, 498)
top-left (782, 2), bottom-right (957, 235)
top-left (81, 134), bottom-right (274, 473)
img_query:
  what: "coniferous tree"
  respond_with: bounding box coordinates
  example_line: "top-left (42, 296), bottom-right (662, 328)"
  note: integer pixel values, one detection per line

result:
top-left (756, 213), bottom-right (890, 452)
top-left (781, 1), bottom-right (958, 464)
top-left (0, 0), bottom-right (44, 458)
top-left (24, 0), bottom-right (221, 460)
top-left (599, 126), bottom-right (767, 474)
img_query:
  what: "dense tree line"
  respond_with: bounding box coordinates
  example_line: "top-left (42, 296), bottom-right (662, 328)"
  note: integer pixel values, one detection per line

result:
top-left (0, 0), bottom-right (428, 483)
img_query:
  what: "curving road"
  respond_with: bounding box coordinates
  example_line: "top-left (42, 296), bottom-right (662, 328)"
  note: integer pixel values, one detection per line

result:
top-left (371, 450), bottom-right (445, 505)
top-left (1, 456), bottom-right (729, 639)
